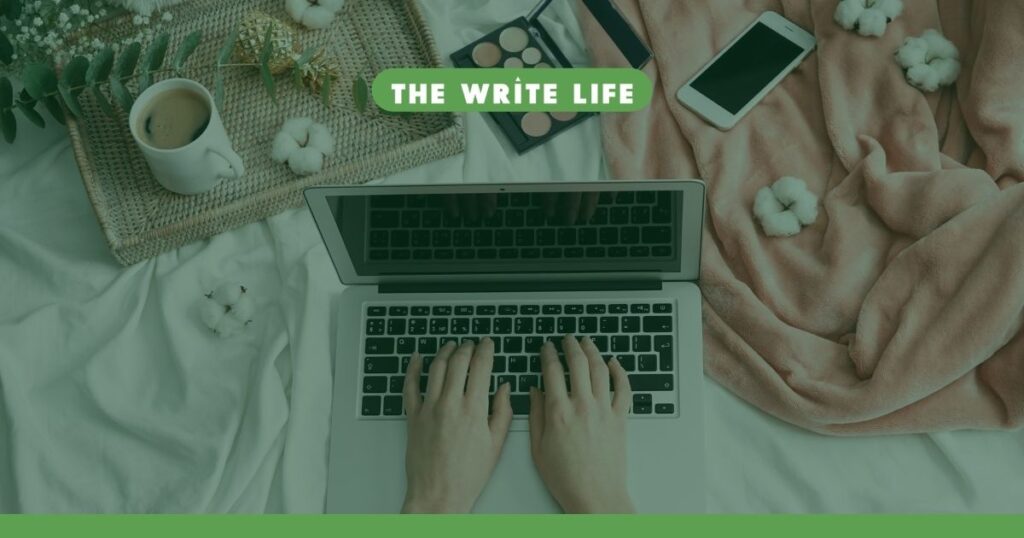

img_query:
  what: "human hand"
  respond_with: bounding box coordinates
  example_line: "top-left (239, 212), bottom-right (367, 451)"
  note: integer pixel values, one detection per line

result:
top-left (442, 194), bottom-right (498, 223)
top-left (402, 338), bottom-right (513, 513)
top-left (529, 336), bottom-right (635, 513)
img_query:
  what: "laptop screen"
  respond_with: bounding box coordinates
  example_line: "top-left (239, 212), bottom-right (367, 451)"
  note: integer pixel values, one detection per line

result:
top-left (326, 190), bottom-right (683, 276)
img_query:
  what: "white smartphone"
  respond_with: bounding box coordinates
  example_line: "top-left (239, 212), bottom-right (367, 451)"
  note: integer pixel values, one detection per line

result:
top-left (676, 11), bottom-right (816, 130)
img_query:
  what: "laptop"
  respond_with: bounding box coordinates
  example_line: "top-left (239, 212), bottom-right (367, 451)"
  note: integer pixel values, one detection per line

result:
top-left (305, 181), bottom-right (707, 513)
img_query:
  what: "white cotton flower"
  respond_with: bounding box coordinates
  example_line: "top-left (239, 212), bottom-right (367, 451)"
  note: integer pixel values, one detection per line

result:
top-left (162, 12), bottom-right (173, 22)
top-left (285, 0), bottom-right (346, 30)
top-left (201, 283), bottom-right (254, 339)
top-left (33, 17), bottom-right (43, 26)
top-left (71, 4), bottom-right (81, 14)
top-left (753, 176), bottom-right (819, 238)
top-left (834, 0), bottom-right (902, 37)
top-left (896, 29), bottom-right (960, 92)
top-left (271, 117), bottom-right (335, 176)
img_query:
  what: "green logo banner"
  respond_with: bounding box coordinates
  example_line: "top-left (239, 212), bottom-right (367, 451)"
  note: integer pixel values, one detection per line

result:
top-left (371, 68), bottom-right (653, 113)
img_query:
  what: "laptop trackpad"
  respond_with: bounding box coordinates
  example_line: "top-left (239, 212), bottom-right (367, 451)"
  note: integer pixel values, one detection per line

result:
top-left (474, 430), bottom-right (559, 513)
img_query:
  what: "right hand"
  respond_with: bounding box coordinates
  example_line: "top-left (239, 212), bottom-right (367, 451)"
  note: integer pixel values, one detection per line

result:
top-left (528, 336), bottom-right (635, 513)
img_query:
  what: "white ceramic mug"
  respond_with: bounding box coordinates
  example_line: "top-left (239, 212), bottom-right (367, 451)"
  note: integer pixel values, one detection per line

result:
top-left (129, 78), bottom-right (245, 195)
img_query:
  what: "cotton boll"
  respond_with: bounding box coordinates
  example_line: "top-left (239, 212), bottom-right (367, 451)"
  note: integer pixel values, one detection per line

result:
top-left (875, 0), bottom-right (904, 19)
top-left (271, 132), bottom-right (301, 164)
top-left (282, 117), bottom-right (314, 144)
top-left (319, 0), bottom-right (346, 10)
top-left (771, 176), bottom-right (810, 206)
top-left (753, 187), bottom-right (784, 219)
top-left (921, 29), bottom-right (959, 61)
top-left (226, 294), bottom-right (254, 324)
top-left (895, 37), bottom-right (929, 68)
top-left (834, 0), bottom-right (866, 30)
top-left (931, 57), bottom-right (961, 86)
top-left (856, 9), bottom-right (888, 37)
top-left (211, 283), bottom-right (243, 305)
top-left (200, 300), bottom-right (226, 332)
top-left (907, 64), bottom-right (941, 92)
top-left (308, 124), bottom-right (336, 156)
top-left (284, 0), bottom-right (309, 21)
top-left (288, 148), bottom-right (326, 176)
top-left (760, 211), bottom-right (802, 238)
top-left (300, 6), bottom-right (338, 30)
top-left (789, 192), bottom-right (819, 226)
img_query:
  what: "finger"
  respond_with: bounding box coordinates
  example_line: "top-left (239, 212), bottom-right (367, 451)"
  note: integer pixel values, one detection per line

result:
top-left (466, 337), bottom-right (495, 406)
top-left (539, 340), bottom-right (568, 402)
top-left (562, 192), bottom-right (582, 225)
top-left (528, 387), bottom-right (545, 457)
top-left (425, 340), bottom-right (455, 402)
top-left (443, 194), bottom-right (460, 218)
top-left (460, 194), bottom-right (479, 223)
top-left (489, 382), bottom-right (513, 449)
top-left (609, 357), bottom-right (632, 416)
top-left (581, 192), bottom-right (600, 222)
top-left (481, 193), bottom-right (498, 219)
top-left (562, 335), bottom-right (592, 397)
top-left (580, 336), bottom-right (610, 401)
top-left (442, 339), bottom-right (475, 401)
top-left (403, 353), bottom-right (423, 416)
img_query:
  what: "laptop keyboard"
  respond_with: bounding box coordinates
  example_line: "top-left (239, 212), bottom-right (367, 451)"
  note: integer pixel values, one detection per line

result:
top-left (365, 192), bottom-right (674, 262)
top-left (358, 301), bottom-right (678, 419)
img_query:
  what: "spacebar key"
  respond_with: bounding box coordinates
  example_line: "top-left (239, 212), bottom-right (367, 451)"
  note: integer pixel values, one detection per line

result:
top-left (365, 338), bottom-right (395, 354)
top-left (628, 374), bottom-right (673, 392)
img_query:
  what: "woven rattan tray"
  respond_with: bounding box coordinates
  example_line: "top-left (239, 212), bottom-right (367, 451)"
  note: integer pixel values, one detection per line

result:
top-left (67, 0), bottom-right (464, 265)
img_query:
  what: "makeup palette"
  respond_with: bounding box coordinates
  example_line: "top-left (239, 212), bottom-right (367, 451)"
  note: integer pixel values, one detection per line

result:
top-left (450, 0), bottom-right (652, 155)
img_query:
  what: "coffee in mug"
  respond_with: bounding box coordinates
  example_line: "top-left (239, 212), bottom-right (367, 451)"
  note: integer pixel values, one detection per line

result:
top-left (129, 78), bottom-right (245, 195)
top-left (135, 88), bottom-right (211, 150)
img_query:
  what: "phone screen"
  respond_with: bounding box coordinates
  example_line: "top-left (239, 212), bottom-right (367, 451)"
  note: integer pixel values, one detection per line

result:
top-left (690, 22), bottom-right (804, 114)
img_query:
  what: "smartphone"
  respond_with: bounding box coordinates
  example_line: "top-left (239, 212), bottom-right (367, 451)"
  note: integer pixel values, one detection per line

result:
top-left (676, 12), bottom-right (816, 130)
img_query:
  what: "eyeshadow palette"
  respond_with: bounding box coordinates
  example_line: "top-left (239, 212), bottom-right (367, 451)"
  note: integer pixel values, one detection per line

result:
top-left (450, 0), bottom-right (652, 155)
top-left (450, 17), bottom-right (591, 154)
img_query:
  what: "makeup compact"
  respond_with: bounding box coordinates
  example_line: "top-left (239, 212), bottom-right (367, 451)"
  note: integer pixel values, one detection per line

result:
top-left (451, 0), bottom-right (652, 154)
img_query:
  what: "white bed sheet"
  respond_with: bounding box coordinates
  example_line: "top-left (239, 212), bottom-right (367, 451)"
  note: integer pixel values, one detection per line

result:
top-left (0, 0), bottom-right (1021, 514)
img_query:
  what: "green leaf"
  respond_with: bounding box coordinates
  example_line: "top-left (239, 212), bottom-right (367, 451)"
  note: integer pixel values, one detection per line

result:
top-left (320, 73), bottom-right (333, 109)
top-left (109, 77), bottom-right (133, 111)
top-left (258, 25), bottom-right (274, 66)
top-left (353, 76), bottom-right (368, 113)
top-left (16, 101), bottom-right (45, 128)
top-left (218, 27), bottom-right (238, 65)
top-left (0, 30), bottom-right (13, 65)
top-left (87, 47), bottom-right (114, 84)
top-left (138, 33), bottom-right (170, 91)
top-left (1, 108), bottom-right (15, 143)
top-left (58, 84), bottom-right (83, 118)
top-left (213, 70), bottom-right (225, 111)
top-left (115, 42), bottom-right (142, 79)
top-left (173, 30), bottom-right (202, 72)
top-left (61, 56), bottom-right (90, 95)
top-left (0, 76), bottom-right (11, 108)
top-left (90, 86), bottom-right (115, 118)
top-left (296, 46), bottom-right (317, 67)
top-left (260, 61), bottom-right (276, 102)
top-left (2, 0), bottom-right (23, 20)
top-left (21, 63), bottom-right (58, 101)
top-left (43, 95), bottom-right (65, 124)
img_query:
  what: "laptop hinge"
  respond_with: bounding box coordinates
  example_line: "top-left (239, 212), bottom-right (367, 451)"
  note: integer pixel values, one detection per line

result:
top-left (379, 280), bottom-right (662, 295)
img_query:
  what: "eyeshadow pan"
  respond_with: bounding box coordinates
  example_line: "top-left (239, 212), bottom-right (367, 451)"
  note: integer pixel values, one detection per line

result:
top-left (504, 57), bottom-right (524, 68)
top-left (520, 112), bottom-right (552, 138)
top-left (521, 47), bottom-right (542, 65)
top-left (472, 42), bottom-right (502, 67)
top-left (534, 62), bottom-right (552, 69)
top-left (551, 111), bottom-right (578, 122)
top-left (499, 27), bottom-right (530, 53)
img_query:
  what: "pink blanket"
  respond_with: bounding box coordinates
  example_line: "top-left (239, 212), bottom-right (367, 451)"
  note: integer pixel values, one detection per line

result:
top-left (581, 0), bottom-right (1024, 433)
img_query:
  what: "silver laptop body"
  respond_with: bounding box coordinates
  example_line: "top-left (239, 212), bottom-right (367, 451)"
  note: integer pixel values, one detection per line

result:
top-left (305, 181), bottom-right (707, 513)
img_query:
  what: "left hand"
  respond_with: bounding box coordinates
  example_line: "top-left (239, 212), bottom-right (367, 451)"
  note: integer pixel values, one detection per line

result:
top-left (401, 339), bottom-right (513, 513)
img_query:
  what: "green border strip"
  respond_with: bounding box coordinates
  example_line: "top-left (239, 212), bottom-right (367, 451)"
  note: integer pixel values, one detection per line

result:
top-left (1, 515), bottom-right (1022, 537)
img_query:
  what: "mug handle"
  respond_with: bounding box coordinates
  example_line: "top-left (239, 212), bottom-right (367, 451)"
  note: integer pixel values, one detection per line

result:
top-left (207, 146), bottom-right (245, 180)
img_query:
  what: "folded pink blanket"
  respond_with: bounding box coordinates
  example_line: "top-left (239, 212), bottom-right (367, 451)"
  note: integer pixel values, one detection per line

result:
top-left (581, 0), bottom-right (1024, 433)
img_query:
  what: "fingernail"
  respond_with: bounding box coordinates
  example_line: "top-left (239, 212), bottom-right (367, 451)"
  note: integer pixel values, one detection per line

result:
top-left (412, 352), bottom-right (421, 360)
top-left (482, 336), bottom-right (492, 344)
top-left (582, 335), bottom-right (592, 344)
